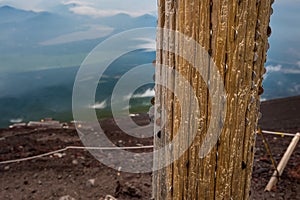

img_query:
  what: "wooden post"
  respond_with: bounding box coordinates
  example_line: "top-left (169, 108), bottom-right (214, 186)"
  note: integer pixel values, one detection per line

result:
top-left (153, 0), bottom-right (274, 199)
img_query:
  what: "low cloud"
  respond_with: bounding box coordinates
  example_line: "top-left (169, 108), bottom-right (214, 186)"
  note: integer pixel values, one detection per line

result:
top-left (69, 5), bottom-right (153, 17)
top-left (89, 100), bottom-right (107, 109)
top-left (265, 64), bottom-right (300, 74)
top-left (134, 37), bottom-right (156, 51)
top-left (123, 88), bottom-right (155, 101)
top-left (63, 0), bottom-right (93, 6)
top-left (288, 84), bottom-right (300, 93)
top-left (266, 65), bottom-right (282, 72)
top-left (10, 118), bottom-right (23, 123)
top-left (133, 88), bottom-right (155, 98)
top-left (283, 68), bottom-right (300, 74)
top-left (40, 25), bottom-right (114, 45)
top-left (260, 98), bottom-right (267, 102)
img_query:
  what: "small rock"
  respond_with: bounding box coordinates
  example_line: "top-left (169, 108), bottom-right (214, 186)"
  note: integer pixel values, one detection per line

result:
top-left (57, 175), bottom-right (62, 180)
top-left (104, 195), bottom-right (117, 200)
top-left (72, 159), bottom-right (79, 165)
top-left (59, 195), bottom-right (75, 200)
top-left (38, 180), bottom-right (42, 185)
top-left (256, 168), bottom-right (269, 174)
top-left (121, 183), bottom-right (141, 198)
top-left (53, 153), bottom-right (65, 158)
top-left (271, 193), bottom-right (276, 197)
top-left (117, 140), bottom-right (123, 147)
top-left (4, 165), bottom-right (10, 171)
top-left (86, 179), bottom-right (96, 187)
top-left (79, 156), bottom-right (85, 160)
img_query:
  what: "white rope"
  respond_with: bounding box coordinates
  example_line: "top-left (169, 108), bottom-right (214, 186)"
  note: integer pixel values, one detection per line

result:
top-left (0, 129), bottom-right (297, 165)
top-left (259, 130), bottom-right (297, 137)
top-left (0, 145), bottom-right (154, 165)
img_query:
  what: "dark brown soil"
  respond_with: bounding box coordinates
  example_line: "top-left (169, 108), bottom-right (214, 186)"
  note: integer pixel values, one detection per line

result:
top-left (0, 97), bottom-right (299, 200)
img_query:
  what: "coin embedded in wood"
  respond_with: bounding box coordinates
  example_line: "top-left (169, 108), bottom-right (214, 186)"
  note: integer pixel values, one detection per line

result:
top-left (263, 67), bottom-right (267, 75)
top-left (151, 97), bottom-right (155, 105)
top-left (267, 26), bottom-right (272, 37)
top-left (258, 86), bottom-right (264, 95)
top-left (266, 42), bottom-right (270, 50)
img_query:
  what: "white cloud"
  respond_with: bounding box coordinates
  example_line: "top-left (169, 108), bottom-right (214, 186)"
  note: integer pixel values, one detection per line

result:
top-left (288, 84), bottom-right (300, 93)
top-left (282, 68), bottom-right (300, 74)
top-left (63, 0), bottom-right (93, 6)
top-left (260, 98), bottom-right (267, 102)
top-left (123, 88), bottom-right (155, 101)
top-left (40, 25), bottom-right (114, 45)
top-left (265, 65), bottom-right (300, 81)
top-left (0, 0), bottom-right (157, 16)
top-left (133, 88), bottom-right (155, 98)
top-left (89, 100), bottom-right (107, 109)
top-left (123, 94), bottom-right (133, 101)
top-left (69, 5), bottom-right (153, 17)
top-left (135, 37), bottom-right (156, 51)
top-left (10, 118), bottom-right (23, 123)
top-left (266, 65), bottom-right (282, 72)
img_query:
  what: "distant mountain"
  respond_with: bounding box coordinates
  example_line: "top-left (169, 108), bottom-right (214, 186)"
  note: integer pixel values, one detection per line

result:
top-left (0, 5), bottom-right (37, 24)
top-left (97, 13), bottom-right (156, 31)
top-left (0, 5), bottom-right (299, 128)
top-left (0, 5), bottom-right (156, 72)
top-left (0, 7), bottom-right (79, 42)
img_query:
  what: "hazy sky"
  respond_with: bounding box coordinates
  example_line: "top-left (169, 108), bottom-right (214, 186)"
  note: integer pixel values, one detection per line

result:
top-left (268, 0), bottom-right (300, 65)
top-left (0, 0), bottom-right (158, 16)
top-left (0, 0), bottom-right (299, 65)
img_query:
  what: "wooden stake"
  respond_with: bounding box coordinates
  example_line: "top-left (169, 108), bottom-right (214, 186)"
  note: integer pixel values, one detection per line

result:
top-left (153, 0), bottom-right (274, 199)
top-left (265, 133), bottom-right (300, 191)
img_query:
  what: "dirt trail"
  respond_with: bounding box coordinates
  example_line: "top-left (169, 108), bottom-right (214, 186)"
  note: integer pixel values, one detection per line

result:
top-left (0, 97), bottom-right (299, 199)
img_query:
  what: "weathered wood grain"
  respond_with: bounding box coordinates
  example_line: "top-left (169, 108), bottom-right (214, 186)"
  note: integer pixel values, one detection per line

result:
top-left (153, 0), bottom-right (273, 199)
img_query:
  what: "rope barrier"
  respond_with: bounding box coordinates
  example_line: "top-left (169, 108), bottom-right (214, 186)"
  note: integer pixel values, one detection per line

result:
top-left (0, 145), bottom-right (154, 165)
top-left (0, 129), bottom-right (298, 165)
top-left (259, 130), bottom-right (296, 137)
top-left (257, 128), bottom-right (280, 179)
